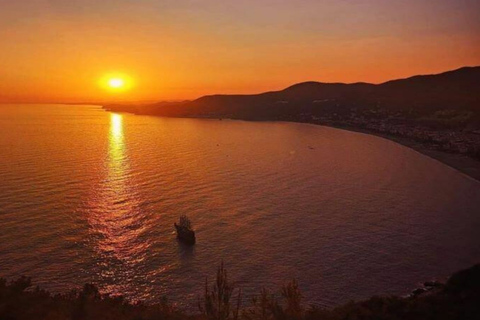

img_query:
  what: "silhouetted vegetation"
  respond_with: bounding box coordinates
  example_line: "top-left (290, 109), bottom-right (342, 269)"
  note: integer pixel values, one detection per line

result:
top-left (198, 262), bottom-right (241, 320)
top-left (0, 276), bottom-right (184, 320)
top-left (1, 264), bottom-right (479, 319)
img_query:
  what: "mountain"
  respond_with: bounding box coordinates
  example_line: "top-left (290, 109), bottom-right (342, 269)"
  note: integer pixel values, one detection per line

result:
top-left (105, 66), bottom-right (480, 124)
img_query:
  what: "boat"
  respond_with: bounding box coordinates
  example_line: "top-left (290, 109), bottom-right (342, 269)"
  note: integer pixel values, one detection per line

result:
top-left (174, 215), bottom-right (196, 245)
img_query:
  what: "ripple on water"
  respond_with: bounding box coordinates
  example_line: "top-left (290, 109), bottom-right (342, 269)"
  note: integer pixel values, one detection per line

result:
top-left (0, 104), bottom-right (479, 311)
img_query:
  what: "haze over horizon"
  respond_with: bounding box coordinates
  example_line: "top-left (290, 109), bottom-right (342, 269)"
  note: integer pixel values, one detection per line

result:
top-left (1, 0), bottom-right (479, 103)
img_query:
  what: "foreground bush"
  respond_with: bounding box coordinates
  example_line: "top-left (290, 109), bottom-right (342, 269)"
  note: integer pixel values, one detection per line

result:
top-left (0, 264), bottom-right (479, 320)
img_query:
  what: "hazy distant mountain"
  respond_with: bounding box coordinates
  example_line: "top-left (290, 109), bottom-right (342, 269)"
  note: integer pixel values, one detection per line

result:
top-left (105, 66), bottom-right (480, 123)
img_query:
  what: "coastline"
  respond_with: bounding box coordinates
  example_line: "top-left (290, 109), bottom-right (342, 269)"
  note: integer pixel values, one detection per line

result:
top-left (315, 123), bottom-right (480, 183)
top-left (103, 106), bottom-right (480, 183)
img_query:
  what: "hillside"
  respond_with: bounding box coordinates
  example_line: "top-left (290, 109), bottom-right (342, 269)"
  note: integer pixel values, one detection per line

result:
top-left (105, 66), bottom-right (480, 123)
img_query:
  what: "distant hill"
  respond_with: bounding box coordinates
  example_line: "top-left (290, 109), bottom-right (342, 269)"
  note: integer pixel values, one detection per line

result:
top-left (105, 66), bottom-right (480, 123)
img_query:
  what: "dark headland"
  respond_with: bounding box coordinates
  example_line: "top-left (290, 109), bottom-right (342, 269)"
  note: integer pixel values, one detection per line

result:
top-left (104, 66), bottom-right (480, 181)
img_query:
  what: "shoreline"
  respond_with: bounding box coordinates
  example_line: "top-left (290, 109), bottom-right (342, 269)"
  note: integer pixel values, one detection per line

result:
top-left (323, 124), bottom-right (480, 183)
top-left (104, 107), bottom-right (480, 183)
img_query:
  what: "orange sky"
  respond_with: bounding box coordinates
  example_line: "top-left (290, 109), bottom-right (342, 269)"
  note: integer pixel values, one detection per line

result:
top-left (0, 0), bottom-right (479, 103)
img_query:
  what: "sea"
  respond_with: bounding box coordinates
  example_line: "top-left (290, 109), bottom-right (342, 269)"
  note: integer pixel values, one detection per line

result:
top-left (0, 104), bottom-right (479, 309)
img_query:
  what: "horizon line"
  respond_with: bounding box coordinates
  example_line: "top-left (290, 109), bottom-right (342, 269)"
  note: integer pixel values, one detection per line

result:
top-left (1, 65), bottom-right (478, 105)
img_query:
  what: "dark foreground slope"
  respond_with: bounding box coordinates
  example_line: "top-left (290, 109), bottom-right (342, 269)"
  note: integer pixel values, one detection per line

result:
top-left (1, 264), bottom-right (479, 320)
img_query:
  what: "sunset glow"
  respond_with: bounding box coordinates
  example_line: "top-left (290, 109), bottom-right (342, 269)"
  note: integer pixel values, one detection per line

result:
top-left (1, 0), bottom-right (480, 316)
top-left (0, 0), bottom-right (478, 103)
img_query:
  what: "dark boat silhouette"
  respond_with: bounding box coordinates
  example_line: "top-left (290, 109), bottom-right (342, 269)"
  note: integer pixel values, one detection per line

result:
top-left (174, 215), bottom-right (196, 245)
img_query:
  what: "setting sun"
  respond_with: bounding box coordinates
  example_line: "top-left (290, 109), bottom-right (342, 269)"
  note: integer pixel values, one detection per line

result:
top-left (99, 73), bottom-right (134, 94)
top-left (108, 78), bottom-right (125, 89)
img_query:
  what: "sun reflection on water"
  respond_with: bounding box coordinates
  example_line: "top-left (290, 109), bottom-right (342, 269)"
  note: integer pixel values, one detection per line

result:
top-left (110, 113), bottom-right (123, 142)
top-left (86, 113), bottom-right (150, 298)
top-left (109, 113), bottom-right (126, 178)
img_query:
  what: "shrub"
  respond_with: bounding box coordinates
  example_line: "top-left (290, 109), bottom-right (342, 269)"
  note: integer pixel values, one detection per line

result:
top-left (199, 262), bottom-right (241, 320)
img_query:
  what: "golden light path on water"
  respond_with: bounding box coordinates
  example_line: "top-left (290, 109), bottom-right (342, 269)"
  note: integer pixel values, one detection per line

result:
top-left (1, 105), bottom-right (480, 310)
top-left (87, 113), bottom-right (151, 299)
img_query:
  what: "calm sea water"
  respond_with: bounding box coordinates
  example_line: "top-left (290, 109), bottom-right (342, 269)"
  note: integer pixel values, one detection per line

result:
top-left (0, 104), bottom-right (479, 309)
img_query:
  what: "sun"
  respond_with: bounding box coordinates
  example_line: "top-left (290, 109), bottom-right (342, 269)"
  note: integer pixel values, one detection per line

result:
top-left (108, 78), bottom-right (125, 89)
top-left (100, 73), bottom-right (133, 93)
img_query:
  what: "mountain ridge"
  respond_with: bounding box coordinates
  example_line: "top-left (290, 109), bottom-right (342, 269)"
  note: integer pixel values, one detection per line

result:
top-left (105, 66), bottom-right (480, 123)
top-left (106, 66), bottom-right (479, 119)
